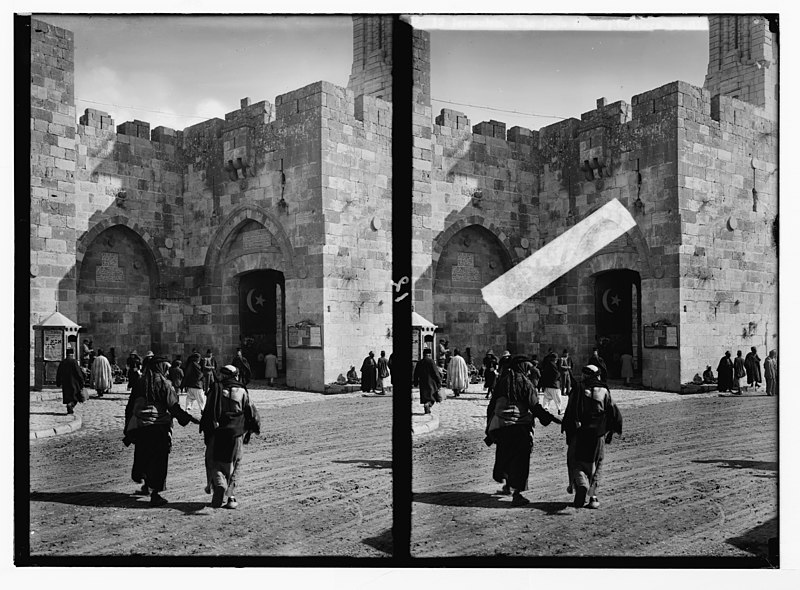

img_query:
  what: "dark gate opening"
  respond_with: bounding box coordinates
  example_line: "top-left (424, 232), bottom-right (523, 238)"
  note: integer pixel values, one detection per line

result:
top-left (594, 269), bottom-right (642, 379)
top-left (238, 270), bottom-right (286, 379)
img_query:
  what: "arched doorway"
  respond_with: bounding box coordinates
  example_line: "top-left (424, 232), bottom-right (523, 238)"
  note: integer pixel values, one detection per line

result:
top-left (433, 224), bottom-right (512, 355)
top-left (77, 225), bottom-right (159, 357)
top-left (238, 269), bottom-right (286, 379)
top-left (594, 269), bottom-right (641, 379)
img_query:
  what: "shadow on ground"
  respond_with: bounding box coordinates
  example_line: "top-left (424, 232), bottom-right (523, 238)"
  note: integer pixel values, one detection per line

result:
top-left (727, 516), bottom-right (778, 566)
top-left (30, 491), bottom-right (208, 514)
top-left (30, 411), bottom-right (72, 417)
top-left (413, 491), bottom-right (571, 513)
top-left (693, 459), bottom-right (777, 471)
top-left (362, 528), bottom-right (393, 555)
top-left (331, 459), bottom-right (392, 469)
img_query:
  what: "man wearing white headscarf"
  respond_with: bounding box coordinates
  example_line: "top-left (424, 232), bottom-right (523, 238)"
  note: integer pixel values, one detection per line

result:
top-left (447, 348), bottom-right (469, 397)
top-left (200, 365), bottom-right (261, 509)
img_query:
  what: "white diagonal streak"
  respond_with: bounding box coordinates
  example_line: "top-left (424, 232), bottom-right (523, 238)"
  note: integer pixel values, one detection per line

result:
top-left (481, 198), bottom-right (637, 318)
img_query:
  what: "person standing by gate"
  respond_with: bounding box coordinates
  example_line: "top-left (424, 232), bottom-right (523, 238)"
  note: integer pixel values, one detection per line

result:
top-left (376, 350), bottom-right (390, 395)
top-left (183, 352), bottom-right (206, 412)
top-left (540, 350), bottom-right (563, 414)
top-left (764, 350), bottom-right (777, 396)
top-left (733, 350), bottom-right (747, 394)
top-left (264, 350), bottom-right (278, 386)
top-left (231, 348), bottom-right (252, 386)
top-left (202, 349), bottom-right (218, 392)
top-left (558, 349), bottom-right (573, 396)
top-left (360, 351), bottom-right (378, 393)
top-left (745, 347), bottom-right (762, 390)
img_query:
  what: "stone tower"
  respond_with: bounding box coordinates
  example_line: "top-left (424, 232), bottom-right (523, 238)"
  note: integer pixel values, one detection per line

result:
top-left (704, 15), bottom-right (778, 119)
top-left (348, 16), bottom-right (394, 101)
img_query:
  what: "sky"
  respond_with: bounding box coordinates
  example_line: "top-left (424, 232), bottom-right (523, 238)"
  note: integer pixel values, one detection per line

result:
top-left (40, 14), bottom-right (710, 133)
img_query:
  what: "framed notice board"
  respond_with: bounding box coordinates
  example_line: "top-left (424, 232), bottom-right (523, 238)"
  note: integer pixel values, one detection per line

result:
top-left (287, 324), bottom-right (323, 348)
top-left (644, 325), bottom-right (679, 348)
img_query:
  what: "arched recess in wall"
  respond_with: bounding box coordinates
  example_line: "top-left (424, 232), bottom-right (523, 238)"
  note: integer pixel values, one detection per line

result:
top-left (203, 205), bottom-right (299, 286)
top-left (76, 223), bottom-right (161, 356)
top-left (432, 221), bottom-right (518, 357)
top-left (75, 215), bottom-right (165, 293)
top-left (430, 215), bottom-right (521, 282)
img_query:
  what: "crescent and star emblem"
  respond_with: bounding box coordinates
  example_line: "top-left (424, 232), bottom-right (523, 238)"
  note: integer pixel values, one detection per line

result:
top-left (602, 289), bottom-right (621, 313)
top-left (246, 288), bottom-right (265, 314)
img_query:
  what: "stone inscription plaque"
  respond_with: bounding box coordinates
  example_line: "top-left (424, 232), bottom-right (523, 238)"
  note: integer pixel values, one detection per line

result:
top-left (451, 252), bottom-right (480, 282)
top-left (243, 230), bottom-right (272, 250)
top-left (96, 252), bottom-right (124, 282)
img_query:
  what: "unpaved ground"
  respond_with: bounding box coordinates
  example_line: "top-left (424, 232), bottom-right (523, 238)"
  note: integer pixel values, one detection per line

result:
top-left (412, 391), bottom-right (777, 562)
top-left (28, 388), bottom-right (393, 557)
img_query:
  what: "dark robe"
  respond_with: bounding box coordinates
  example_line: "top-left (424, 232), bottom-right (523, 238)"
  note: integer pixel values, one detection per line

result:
top-left (717, 356), bottom-right (734, 392)
top-left (232, 356), bottom-right (252, 386)
top-left (124, 364), bottom-right (196, 492)
top-left (388, 354), bottom-right (395, 385)
top-left (487, 367), bottom-right (559, 491)
top-left (745, 351), bottom-right (762, 385)
top-left (55, 356), bottom-right (84, 405)
top-left (413, 356), bottom-right (442, 405)
top-left (360, 356), bottom-right (378, 392)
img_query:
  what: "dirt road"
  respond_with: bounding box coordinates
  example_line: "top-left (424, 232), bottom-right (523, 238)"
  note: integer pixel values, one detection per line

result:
top-left (28, 388), bottom-right (393, 558)
top-left (412, 391), bottom-right (777, 563)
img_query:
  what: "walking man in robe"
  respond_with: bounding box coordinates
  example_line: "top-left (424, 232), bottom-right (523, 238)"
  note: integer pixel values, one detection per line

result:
top-left (413, 348), bottom-right (442, 414)
top-left (56, 348), bottom-right (84, 415)
top-left (745, 347), bottom-right (762, 389)
top-left (448, 348), bottom-right (469, 397)
top-left (123, 355), bottom-right (199, 506)
top-left (619, 351), bottom-right (634, 387)
top-left (764, 350), bottom-right (777, 396)
top-left (91, 349), bottom-right (113, 398)
top-left (202, 349), bottom-right (218, 392)
top-left (376, 350), bottom-right (390, 395)
top-left (561, 364), bottom-right (622, 509)
top-left (485, 355), bottom-right (561, 506)
top-left (200, 365), bottom-right (261, 509)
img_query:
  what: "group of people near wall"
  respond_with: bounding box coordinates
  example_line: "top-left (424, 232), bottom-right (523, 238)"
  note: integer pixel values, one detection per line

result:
top-left (710, 346), bottom-right (778, 396)
top-left (344, 350), bottom-right (393, 394)
top-left (413, 346), bottom-right (623, 508)
top-left (56, 345), bottom-right (265, 510)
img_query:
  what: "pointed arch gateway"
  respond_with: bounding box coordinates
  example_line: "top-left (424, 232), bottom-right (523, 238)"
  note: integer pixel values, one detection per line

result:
top-left (203, 205), bottom-right (300, 380)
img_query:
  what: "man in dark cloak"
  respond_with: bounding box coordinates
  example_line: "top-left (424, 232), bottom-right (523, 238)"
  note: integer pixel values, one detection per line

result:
top-left (744, 347), bottom-right (762, 388)
top-left (360, 351), bottom-right (378, 393)
top-left (231, 348), bottom-right (252, 386)
top-left (56, 348), bottom-right (84, 414)
top-left (717, 351), bottom-right (734, 392)
top-left (413, 348), bottom-right (442, 414)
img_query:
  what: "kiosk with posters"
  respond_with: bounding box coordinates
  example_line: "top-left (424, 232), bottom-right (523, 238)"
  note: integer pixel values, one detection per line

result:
top-left (33, 311), bottom-right (82, 390)
top-left (411, 311), bottom-right (437, 372)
